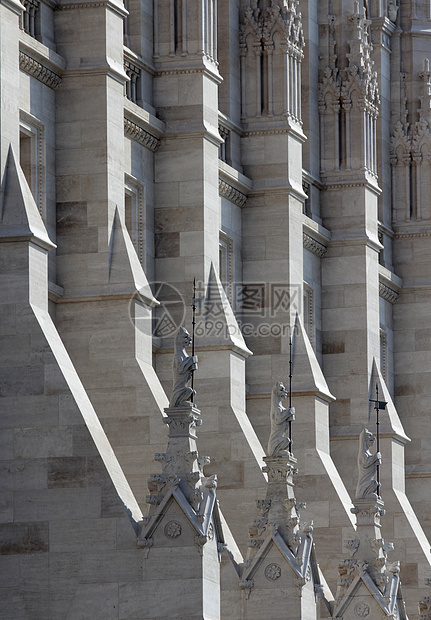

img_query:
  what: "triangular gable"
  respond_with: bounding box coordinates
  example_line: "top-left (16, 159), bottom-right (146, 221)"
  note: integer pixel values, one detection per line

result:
top-left (242, 529), bottom-right (313, 583)
top-left (333, 570), bottom-right (401, 617)
top-left (139, 483), bottom-right (218, 542)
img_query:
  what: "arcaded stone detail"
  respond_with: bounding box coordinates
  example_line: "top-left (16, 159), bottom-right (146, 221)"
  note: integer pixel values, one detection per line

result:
top-left (379, 282), bottom-right (399, 304)
top-left (124, 117), bottom-right (160, 151)
top-left (19, 52), bottom-right (62, 90)
top-left (391, 60), bottom-right (431, 221)
top-left (219, 179), bottom-right (247, 207)
top-left (239, 0), bottom-right (304, 122)
top-left (303, 232), bottom-right (327, 257)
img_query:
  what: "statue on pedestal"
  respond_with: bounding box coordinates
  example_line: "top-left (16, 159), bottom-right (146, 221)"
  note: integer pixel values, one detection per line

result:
top-left (356, 428), bottom-right (381, 499)
top-left (169, 326), bottom-right (198, 408)
top-left (267, 381), bottom-right (295, 457)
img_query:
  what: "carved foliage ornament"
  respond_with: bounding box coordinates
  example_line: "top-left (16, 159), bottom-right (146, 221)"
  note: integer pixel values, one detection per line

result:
top-left (240, 1), bottom-right (304, 54)
top-left (391, 61), bottom-right (431, 163)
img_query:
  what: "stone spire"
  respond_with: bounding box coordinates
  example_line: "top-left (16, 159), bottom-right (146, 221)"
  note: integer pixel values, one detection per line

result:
top-left (332, 428), bottom-right (408, 619)
top-left (137, 326), bottom-right (222, 618)
top-left (139, 325), bottom-right (217, 543)
top-left (236, 382), bottom-right (329, 619)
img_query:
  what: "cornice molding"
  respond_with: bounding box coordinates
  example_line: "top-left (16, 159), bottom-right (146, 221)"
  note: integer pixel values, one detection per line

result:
top-left (219, 179), bottom-right (247, 208)
top-left (394, 229), bottom-right (431, 239)
top-left (56, 0), bottom-right (127, 16)
top-left (155, 65), bottom-right (222, 84)
top-left (19, 51), bottom-right (62, 89)
top-left (124, 118), bottom-right (160, 152)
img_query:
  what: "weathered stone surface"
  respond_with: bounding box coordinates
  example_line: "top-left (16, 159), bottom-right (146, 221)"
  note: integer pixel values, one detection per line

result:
top-left (2, 0), bottom-right (431, 617)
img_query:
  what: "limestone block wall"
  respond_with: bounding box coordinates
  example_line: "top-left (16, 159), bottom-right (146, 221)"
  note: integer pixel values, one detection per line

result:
top-left (0, 154), bottom-right (150, 619)
top-left (2, 0), bottom-right (431, 617)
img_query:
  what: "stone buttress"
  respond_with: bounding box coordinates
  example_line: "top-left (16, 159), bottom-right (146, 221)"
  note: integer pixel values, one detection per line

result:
top-left (222, 382), bottom-right (334, 619)
top-left (137, 333), bottom-right (224, 619)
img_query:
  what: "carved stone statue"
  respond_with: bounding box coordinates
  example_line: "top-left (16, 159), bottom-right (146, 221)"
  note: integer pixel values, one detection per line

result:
top-left (355, 428), bottom-right (382, 499)
top-left (267, 381), bottom-right (295, 457)
top-left (169, 326), bottom-right (198, 408)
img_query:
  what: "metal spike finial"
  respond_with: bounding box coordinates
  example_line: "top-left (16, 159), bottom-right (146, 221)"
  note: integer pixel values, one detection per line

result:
top-left (288, 336), bottom-right (293, 451)
top-left (369, 383), bottom-right (387, 497)
top-left (191, 278), bottom-right (197, 403)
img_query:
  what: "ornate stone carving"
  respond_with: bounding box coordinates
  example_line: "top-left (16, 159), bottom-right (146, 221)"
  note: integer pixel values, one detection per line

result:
top-left (267, 381), bottom-right (295, 457)
top-left (390, 120), bottom-right (411, 162)
top-left (169, 326), bottom-right (198, 408)
top-left (239, 0), bottom-right (304, 121)
top-left (124, 118), bottom-right (160, 152)
top-left (344, 538), bottom-right (360, 557)
top-left (219, 179), bottom-right (247, 207)
top-left (343, 4), bottom-right (379, 109)
top-left (19, 52), bottom-right (62, 90)
top-left (139, 325), bottom-right (218, 558)
top-left (265, 563), bottom-right (281, 581)
top-left (356, 428), bottom-right (381, 499)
